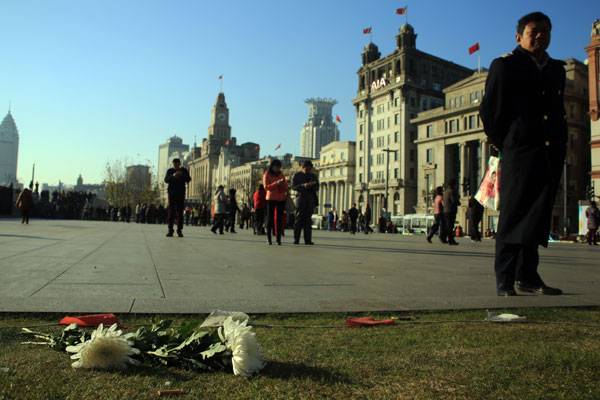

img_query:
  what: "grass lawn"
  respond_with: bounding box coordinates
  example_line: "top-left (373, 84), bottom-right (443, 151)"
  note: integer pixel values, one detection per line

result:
top-left (1, 308), bottom-right (599, 400)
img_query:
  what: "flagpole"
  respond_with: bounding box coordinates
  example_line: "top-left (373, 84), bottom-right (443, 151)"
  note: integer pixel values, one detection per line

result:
top-left (478, 43), bottom-right (481, 73)
top-left (220, 76), bottom-right (223, 93)
top-left (405, 5), bottom-right (408, 25)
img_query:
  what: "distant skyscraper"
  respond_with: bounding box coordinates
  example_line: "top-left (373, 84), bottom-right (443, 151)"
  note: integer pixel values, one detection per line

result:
top-left (300, 98), bottom-right (340, 158)
top-left (0, 108), bottom-right (19, 186)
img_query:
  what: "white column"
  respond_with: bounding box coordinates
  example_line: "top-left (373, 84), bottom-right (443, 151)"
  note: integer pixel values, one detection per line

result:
top-left (459, 142), bottom-right (467, 198)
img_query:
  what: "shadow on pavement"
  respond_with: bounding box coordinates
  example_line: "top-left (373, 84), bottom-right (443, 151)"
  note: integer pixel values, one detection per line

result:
top-left (263, 360), bottom-right (352, 384)
top-left (0, 234), bottom-right (62, 241)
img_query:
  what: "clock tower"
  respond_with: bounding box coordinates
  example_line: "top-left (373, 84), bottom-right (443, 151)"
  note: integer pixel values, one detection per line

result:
top-left (208, 92), bottom-right (231, 142)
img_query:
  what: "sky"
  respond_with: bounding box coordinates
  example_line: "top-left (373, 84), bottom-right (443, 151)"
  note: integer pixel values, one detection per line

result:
top-left (1, 0), bottom-right (597, 186)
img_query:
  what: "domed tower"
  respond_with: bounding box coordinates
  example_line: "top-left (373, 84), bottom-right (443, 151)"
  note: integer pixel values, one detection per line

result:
top-left (396, 23), bottom-right (417, 49)
top-left (0, 108), bottom-right (19, 185)
top-left (362, 42), bottom-right (381, 66)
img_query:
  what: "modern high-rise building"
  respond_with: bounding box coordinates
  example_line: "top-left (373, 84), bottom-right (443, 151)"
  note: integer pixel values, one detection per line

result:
top-left (300, 98), bottom-right (340, 158)
top-left (0, 108), bottom-right (19, 186)
top-left (352, 23), bottom-right (472, 218)
top-left (585, 19), bottom-right (600, 197)
top-left (158, 136), bottom-right (189, 204)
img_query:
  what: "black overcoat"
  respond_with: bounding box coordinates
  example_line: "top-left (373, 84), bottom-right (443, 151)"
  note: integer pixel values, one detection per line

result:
top-left (479, 46), bottom-right (567, 247)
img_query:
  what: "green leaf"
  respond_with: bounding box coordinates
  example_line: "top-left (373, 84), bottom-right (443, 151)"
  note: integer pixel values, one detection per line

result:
top-left (200, 342), bottom-right (227, 360)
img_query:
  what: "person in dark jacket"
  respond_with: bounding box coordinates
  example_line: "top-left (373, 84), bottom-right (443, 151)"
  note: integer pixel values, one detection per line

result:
top-left (227, 189), bottom-right (240, 233)
top-left (479, 12), bottom-right (565, 296)
top-left (363, 204), bottom-right (373, 234)
top-left (586, 201), bottom-right (599, 245)
top-left (443, 179), bottom-right (460, 246)
top-left (15, 188), bottom-right (34, 224)
top-left (348, 203), bottom-right (359, 234)
top-left (468, 195), bottom-right (484, 242)
top-left (164, 158), bottom-right (191, 237)
top-left (292, 160), bottom-right (319, 245)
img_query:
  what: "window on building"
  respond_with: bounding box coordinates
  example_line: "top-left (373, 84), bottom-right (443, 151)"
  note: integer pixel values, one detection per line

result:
top-left (341, 152), bottom-right (345, 160)
top-left (410, 97), bottom-right (416, 107)
top-left (370, 156), bottom-right (373, 165)
top-left (426, 149), bottom-right (433, 163)
top-left (426, 125), bottom-right (433, 138)
top-left (394, 113), bottom-right (400, 125)
top-left (359, 124), bottom-right (364, 134)
top-left (370, 139), bottom-right (373, 148)
top-left (410, 149), bottom-right (415, 161)
top-left (410, 129), bottom-right (417, 141)
top-left (359, 110), bottom-right (364, 118)
top-left (394, 97), bottom-right (399, 107)
top-left (470, 93), bottom-right (474, 103)
top-left (359, 157), bottom-right (363, 166)
top-left (475, 91), bottom-right (480, 101)
top-left (460, 95), bottom-right (464, 106)
top-left (359, 173), bottom-right (363, 182)
top-left (394, 152), bottom-right (398, 161)
top-left (449, 120), bottom-right (456, 133)
top-left (377, 104), bottom-right (385, 113)
top-left (469, 115), bottom-right (476, 129)
top-left (359, 140), bottom-right (363, 150)
top-left (432, 82), bottom-right (441, 91)
top-left (394, 131), bottom-right (399, 142)
top-left (463, 117), bottom-right (468, 130)
top-left (410, 168), bottom-right (415, 180)
top-left (422, 98), bottom-right (428, 111)
top-left (394, 168), bottom-right (399, 179)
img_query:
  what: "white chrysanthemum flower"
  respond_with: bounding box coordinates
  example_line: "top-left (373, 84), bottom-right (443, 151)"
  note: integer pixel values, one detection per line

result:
top-left (65, 323), bottom-right (141, 370)
top-left (219, 317), bottom-right (265, 377)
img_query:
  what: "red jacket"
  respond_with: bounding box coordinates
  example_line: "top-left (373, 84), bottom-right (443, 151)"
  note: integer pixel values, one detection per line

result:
top-left (253, 190), bottom-right (267, 210)
top-left (263, 172), bottom-right (288, 201)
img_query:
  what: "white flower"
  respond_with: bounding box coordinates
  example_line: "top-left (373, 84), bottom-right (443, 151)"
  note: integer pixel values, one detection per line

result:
top-left (219, 317), bottom-right (265, 377)
top-left (65, 323), bottom-right (141, 370)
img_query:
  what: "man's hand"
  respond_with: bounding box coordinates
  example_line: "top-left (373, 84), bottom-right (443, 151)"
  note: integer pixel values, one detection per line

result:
top-left (174, 171), bottom-right (183, 178)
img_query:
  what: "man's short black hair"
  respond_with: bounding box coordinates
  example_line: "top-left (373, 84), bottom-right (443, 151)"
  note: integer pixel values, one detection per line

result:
top-left (173, 158), bottom-right (181, 164)
top-left (517, 12), bottom-right (552, 35)
top-left (302, 160), bottom-right (313, 168)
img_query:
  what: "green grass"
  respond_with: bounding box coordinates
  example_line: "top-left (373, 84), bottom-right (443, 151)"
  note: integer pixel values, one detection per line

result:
top-left (1, 308), bottom-right (599, 399)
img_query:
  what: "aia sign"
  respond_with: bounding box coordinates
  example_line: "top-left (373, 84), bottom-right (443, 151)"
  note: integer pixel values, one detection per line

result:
top-left (370, 77), bottom-right (387, 93)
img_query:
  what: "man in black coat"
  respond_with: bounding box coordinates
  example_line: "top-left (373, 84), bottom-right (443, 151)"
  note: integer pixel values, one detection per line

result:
top-left (348, 203), bottom-right (359, 234)
top-left (164, 158), bottom-right (191, 237)
top-left (443, 179), bottom-right (460, 246)
top-left (292, 160), bottom-right (319, 245)
top-left (479, 12), bottom-right (565, 296)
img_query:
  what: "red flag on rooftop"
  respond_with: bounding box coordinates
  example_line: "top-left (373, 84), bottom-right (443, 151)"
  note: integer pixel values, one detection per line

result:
top-left (254, 145), bottom-right (260, 151)
top-left (396, 7), bottom-right (407, 15)
top-left (225, 140), bottom-right (229, 146)
top-left (218, 75), bottom-right (222, 80)
top-left (336, 115), bottom-right (342, 123)
top-left (275, 144), bottom-right (281, 150)
top-left (363, 27), bottom-right (371, 34)
top-left (469, 42), bottom-right (480, 55)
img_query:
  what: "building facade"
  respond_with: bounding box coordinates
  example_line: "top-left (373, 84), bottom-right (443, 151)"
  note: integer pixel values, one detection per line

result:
top-left (187, 92), bottom-right (259, 205)
top-left (158, 136), bottom-right (189, 204)
top-left (352, 23), bottom-right (472, 220)
top-left (300, 98), bottom-right (340, 158)
top-left (585, 19), bottom-right (600, 197)
top-left (315, 141), bottom-right (356, 215)
top-left (413, 60), bottom-right (590, 235)
top-left (0, 109), bottom-right (19, 186)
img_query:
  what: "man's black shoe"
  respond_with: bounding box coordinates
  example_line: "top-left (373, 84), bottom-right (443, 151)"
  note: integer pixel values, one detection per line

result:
top-left (448, 241), bottom-right (459, 246)
top-left (305, 242), bottom-right (315, 245)
top-left (517, 282), bottom-right (563, 295)
top-left (293, 241), bottom-right (299, 245)
top-left (497, 288), bottom-right (517, 297)
top-left (166, 231), bottom-right (174, 237)
top-left (210, 229), bottom-right (216, 235)
top-left (177, 230), bottom-right (183, 237)
top-left (426, 237), bottom-right (432, 243)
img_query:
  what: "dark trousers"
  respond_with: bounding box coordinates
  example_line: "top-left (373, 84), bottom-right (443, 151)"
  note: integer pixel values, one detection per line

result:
top-left (294, 206), bottom-right (313, 243)
top-left (266, 200), bottom-right (285, 241)
top-left (211, 213), bottom-right (225, 234)
top-left (444, 212), bottom-right (457, 243)
top-left (350, 218), bottom-right (357, 234)
top-left (587, 228), bottom-right (598, 244)
top-left (167, 196), bottom-right (184, 231)
top-left (428, 214), bottom-right (446, 240)
top-left (255, 209), bottom-right (265, 233)
top-left (470, 214), bottom-right (483, 241)
top-left (228, 211), bottom-right (237, 232)
top-left (494, 241), bottom-right (543, 291)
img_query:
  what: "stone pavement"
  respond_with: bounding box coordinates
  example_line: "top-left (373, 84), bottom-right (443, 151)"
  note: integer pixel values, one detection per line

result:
top-left (0, 218), bottom-right (598, 314)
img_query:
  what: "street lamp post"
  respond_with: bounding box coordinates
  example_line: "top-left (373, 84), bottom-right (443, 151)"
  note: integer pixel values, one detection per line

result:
top-left (382, 148), bottom-right (398, 214)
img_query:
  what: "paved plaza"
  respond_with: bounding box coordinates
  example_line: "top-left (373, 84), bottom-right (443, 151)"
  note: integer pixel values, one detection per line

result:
top-left (0, 218), bottom-right (598, 314)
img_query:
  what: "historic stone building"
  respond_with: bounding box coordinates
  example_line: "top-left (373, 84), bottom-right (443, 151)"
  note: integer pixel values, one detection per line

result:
top-left (413, 60), bottom-right (589, 235)
top-left (0, 108), bottom-right (19, 186)
top-left (300, 98), bottom-right (340, 158)
top-left (186, 92), bottom-right (259, 205)
top-left (157, 136), bottom-right (189, 204)
top-left (586, 19), bottom-right (600, 198)
top-left (352, 23), bottom-right (472, 219)
top-left (314, 141), bottom-right (356, 215)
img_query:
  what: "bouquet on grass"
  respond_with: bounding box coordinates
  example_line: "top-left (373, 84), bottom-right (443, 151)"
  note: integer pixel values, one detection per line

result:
top-left (21, 316), bottom-right (265, 378)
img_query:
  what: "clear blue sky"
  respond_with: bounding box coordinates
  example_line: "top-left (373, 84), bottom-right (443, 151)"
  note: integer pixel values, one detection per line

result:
top-left (1, 0), bottom-right (596, 186)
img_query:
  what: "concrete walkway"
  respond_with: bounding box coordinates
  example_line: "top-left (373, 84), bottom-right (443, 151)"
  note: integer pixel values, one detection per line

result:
top-left (0, 218), bottom-right (598, 314)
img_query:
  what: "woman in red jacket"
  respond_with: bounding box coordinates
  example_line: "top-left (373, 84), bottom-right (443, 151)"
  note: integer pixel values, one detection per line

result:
top-left (263, 159), bottom-right (288, 245)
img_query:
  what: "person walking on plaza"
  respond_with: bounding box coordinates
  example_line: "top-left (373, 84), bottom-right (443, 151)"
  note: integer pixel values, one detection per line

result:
top-left (263, 159), bottom-right (288, 245)
top-left (241, 203), bottom-right (251, 229)
top-left (480, 11), bottom-right (566, 296)
top-left (211, 185), bottom-right (227, 235)
top-left (292, 160), bottom-right (319, 245)
top-left (363, 203), bottom-right (373, 234)
top-left (227, 189), bottom-right (240, 233)
top-left (15, 188), bottom-right (34, 224)
top-left (427, 187), bottom-right (446, 243)
top-left (348, 203), bottom-right (359, 234)
top-left (164, 158), bottom-right (191, 237)
top-left (586, 201), bottom-right (599, 246)
top-left (253, 184), bottom-right (267, 235)
top-left (443, 180), bottom-right (460, 246)
top-left (468, 195), bottom-right (484, 242)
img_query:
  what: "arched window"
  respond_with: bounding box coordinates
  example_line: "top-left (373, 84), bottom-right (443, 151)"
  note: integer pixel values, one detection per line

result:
top-left (394, 193), bottom-right (400, 201)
